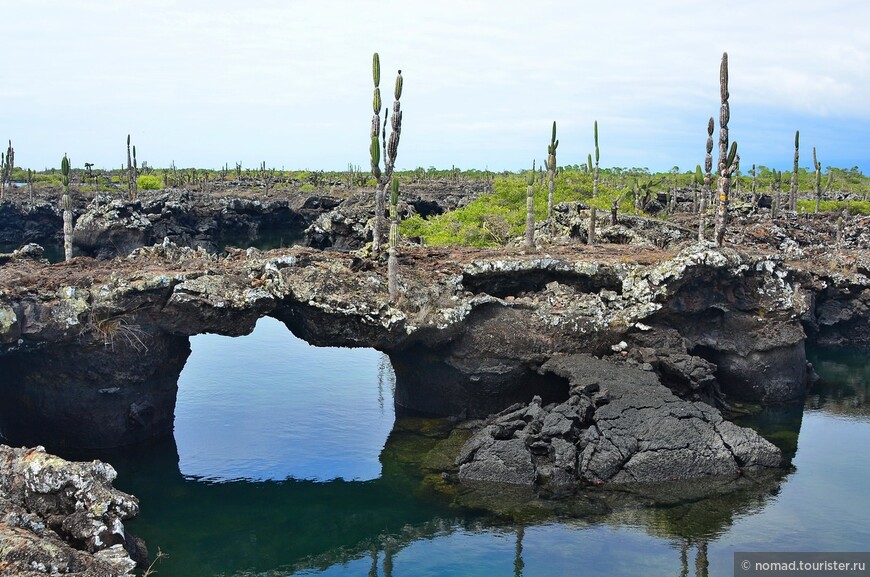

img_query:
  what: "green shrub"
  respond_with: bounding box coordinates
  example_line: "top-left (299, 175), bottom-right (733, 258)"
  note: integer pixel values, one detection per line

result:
top-left (299, 183), bottom-right (316, 193)
top-left (137, 174), bottom-right (162, 190)
top-left (797, 199), bottom-right (870, 215)
top-left (399, 170), bottom-right (630, 247)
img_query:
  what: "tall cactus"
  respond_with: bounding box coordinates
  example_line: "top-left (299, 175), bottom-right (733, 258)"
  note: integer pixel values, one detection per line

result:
top-left (1, 141), bottom-right (13, 200)
top-left (132, 145), bottom-right (138, 200)
top-left (126, 134), bottom-right (138, 200)
top-left (588, 121), bottom-right (599, 246)
top-left (813, 147), bottom-right (822, 213)
top-left (6, 141), bottom-right (14, 196)
top-left (771, 170), bottom-right (782, 219)
top-left (546, 121), bottom-right (558, 221)
top-left (749, 163), bottom-right (758, 207)
top-left (714, 53), bottom-right (738, 247)
top-left (387, 177), bottom-right (400, 302)
top-left (525, 160), bottom-right (536, 249)
top-left (61, 154), bottom-right (73, 261)
top-left (27, 168), bottom-right (34, 205)
top-left (789, 130), bottom-right (799, 212)
top-left (369, 52), bottom-right (403, 252)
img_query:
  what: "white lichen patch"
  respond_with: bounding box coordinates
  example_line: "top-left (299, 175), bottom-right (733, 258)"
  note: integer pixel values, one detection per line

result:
top-left (51, 287), bottom-right (91, 329)
top-left (0, 306), bottom-right (17, 335)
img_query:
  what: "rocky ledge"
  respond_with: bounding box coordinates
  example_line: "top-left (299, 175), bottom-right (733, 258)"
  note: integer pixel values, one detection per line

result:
top-left (0, 231), bottom-right (868, 473)
top-left (0, 179), bottom-right (484, 259)
top-left (0, 445), bottom-right (143, 577)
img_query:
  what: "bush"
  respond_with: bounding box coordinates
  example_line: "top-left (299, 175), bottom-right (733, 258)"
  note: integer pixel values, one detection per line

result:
top-left (137, 174), bottom-right (162, 190)
top-left (399, 170), bottom-right (631, 247)
top-left (797, 199), bottom-right (870, 215)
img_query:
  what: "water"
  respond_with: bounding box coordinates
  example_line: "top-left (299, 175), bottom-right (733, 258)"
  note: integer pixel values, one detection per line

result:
top-left (12, 321), bottom-right (870, 576)
top-left (171, 317), bottom-right (395, 482)
top-left (216, 225), bottom-right (305, 254)
top-left (0, 241), bottom-right (64, 263)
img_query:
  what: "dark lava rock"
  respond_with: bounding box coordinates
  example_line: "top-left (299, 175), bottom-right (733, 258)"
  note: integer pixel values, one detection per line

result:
top-left (456, 354), bottom-right (781, 489)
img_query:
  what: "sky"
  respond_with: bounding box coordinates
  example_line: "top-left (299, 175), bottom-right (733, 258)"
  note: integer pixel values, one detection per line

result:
top-left (5, 0), bottom-right (870, 174)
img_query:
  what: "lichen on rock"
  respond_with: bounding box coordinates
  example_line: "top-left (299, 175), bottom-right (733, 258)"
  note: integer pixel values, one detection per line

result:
top-left (0, 445), bottom-right (143, 576)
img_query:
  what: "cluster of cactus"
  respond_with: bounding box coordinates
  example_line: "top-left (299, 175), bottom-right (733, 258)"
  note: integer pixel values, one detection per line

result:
top-left (1, 140), bottom-right (14, 200)
top-left (259, 161), bottom-right (274, 194)
top-left (346, 163), bottom-right (365, 188)
top-left (525, 160), bottom-right (536, 249)
top-left (61, 154), bottom-right (73, 261)
top-left (387, 177), bottom-right (400, 301)
top-left (369, 52), bottom-right (403, 252)
top-left (546, 122), bottom-right (558, 221)
top-left (713, 53), bottom-right (738, 247)
top-left (589, 121), bottom-right (600, 245)
top-left (789, 131), bottom-right (799, 212)
top-left (126, 135), bottom-right (138, 200)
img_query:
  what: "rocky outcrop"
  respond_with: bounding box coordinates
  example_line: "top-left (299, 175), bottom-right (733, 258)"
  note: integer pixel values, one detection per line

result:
top-left (807, 271), bottom-right (870, 348)
top-left (0, 201), bottom-right (64, 250)
top-left (71, 190), bottom-right (314, 259)
top-left (305, 182), bottom-right (481, 250)
top-left (0, 242), bottom-right (865, 450)
top-left (455, 354), bottom-right (781, 490)
top-left (541, 203), bottom-right (694, 248)
top-left (72, 198), bottom-right (153, 260)
top-left (0, 445), bottom-right (143, 576)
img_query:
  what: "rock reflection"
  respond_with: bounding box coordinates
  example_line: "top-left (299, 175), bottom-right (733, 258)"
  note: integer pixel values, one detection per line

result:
top-left (92, 414), bottom-right (795, 577)
top-left (806, 347), bottom-right (870, 420)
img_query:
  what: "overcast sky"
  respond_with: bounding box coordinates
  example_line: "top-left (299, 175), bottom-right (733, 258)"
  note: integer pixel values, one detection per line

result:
top-left (5, 1), bottom-right (869, 174)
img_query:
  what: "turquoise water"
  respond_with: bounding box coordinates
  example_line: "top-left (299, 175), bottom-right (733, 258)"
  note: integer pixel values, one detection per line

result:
top-left (42, 323), bottom-right (870, 575)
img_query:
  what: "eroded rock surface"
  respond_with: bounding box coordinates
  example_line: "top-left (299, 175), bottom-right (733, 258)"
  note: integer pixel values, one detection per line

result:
top-left (456, 354), bottom-right (781, 490)
top-left (0, 241), bottom-right (867, 448)
top-left (0, 445), bottom-right (142, 576)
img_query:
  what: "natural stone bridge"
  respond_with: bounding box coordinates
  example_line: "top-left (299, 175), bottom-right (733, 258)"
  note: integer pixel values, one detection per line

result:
top-left (0, 241), bottom-right (867, 483)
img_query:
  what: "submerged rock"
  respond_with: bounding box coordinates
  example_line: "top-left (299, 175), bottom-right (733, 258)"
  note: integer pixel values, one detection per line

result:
top-left (0, 444), bottom-right (143, 576)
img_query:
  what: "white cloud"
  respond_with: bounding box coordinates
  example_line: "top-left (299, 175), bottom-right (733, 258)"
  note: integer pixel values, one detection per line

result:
top-left (4, 0), bottom-right (869, 170)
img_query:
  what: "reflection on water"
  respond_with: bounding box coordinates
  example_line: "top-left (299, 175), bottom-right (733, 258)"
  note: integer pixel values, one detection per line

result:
top-left (807, 347), bottom-right (870, 420)
top-left (173, 317), bottom-right (396, 482)
top-left (17, 331), bottom-right (870, 576)
top-left (110, 431), bottom-right (790, 577)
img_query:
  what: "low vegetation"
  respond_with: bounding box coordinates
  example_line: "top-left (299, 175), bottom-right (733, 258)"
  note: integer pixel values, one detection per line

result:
top-left (400, 170), bottom-right (629, 247)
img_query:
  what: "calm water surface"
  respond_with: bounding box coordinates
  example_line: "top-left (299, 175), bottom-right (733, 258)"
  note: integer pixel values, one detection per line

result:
top-left (84, 325), bottom-right (870, 576)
